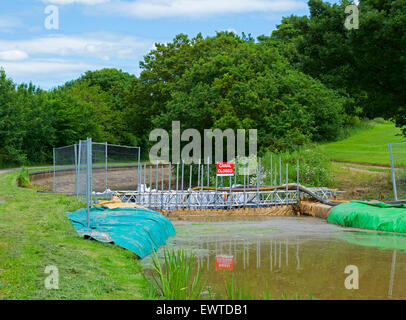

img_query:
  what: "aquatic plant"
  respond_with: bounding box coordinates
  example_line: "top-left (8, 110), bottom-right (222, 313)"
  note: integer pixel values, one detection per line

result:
top-left (150, 249), bottom-right (206, 300)
top-left (223, 276), bottom-right (253, 300)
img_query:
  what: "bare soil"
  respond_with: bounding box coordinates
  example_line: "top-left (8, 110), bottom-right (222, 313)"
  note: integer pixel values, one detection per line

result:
top-left (31, 165), bottom-right (176, 193)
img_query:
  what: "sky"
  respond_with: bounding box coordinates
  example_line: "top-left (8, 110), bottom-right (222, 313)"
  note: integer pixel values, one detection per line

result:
top-left (0, 0), bottom-right (339, 89)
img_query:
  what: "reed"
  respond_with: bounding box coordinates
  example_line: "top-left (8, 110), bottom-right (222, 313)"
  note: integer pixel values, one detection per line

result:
top-left (223, 276), bottom-right (253, 300)
top-left (151, 249), bottom-right (206, 300)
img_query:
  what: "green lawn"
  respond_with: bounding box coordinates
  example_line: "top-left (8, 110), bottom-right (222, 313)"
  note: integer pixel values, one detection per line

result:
top-left (320, 122), bottom-right (405, 165)
top-left (0, 170), bottom-right (152, 299)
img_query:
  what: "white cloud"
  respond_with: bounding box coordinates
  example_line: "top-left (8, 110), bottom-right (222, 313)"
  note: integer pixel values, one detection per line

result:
top-left (0, 33), bottom-right (152, 61)
top-left (104, 0), bottom-right (307, 19)
top-left (0, 50), bottom-right (29, 61)
top-left (0, 59), bottom-right (100, 78)
top-left (0, 33), bottom-right (151, 88)
top-left (0, 16), bottom-right (24, 32)
top-left (43, 0), bottom-right (110, 5)
top-left (0, 58), bottom-right (107, 88)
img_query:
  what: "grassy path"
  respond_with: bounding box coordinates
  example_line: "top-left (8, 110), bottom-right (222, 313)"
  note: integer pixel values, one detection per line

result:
top-left (0, 170), bottom-right (150, 299)
top-left (320, 122), bottom-right (403, 165)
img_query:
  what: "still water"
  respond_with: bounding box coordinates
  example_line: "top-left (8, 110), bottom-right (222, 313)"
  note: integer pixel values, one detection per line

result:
top-left (146, 216), bottom-right (406, 300)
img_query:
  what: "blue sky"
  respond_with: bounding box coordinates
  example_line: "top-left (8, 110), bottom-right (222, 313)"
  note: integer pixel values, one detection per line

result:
top-left (0, 0), bottom-right (338, 89)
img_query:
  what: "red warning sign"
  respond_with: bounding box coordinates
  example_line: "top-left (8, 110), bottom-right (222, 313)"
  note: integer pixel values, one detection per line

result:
top-left (216, 162), bottom-right (234, 176)
top-left (215, 255), bottom-right (234, 270)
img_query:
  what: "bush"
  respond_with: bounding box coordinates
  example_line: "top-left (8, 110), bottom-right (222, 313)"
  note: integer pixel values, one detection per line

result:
top-left (17, 167), bottom-right (32, 188)
top-left (262, 145), bottom-right (334, 187)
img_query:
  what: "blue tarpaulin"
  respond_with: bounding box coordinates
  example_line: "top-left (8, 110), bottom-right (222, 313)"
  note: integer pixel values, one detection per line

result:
top-left (65, 206), bottom-right (175, 258)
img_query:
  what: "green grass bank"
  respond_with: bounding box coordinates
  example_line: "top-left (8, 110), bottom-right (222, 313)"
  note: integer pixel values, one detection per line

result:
top-left (0, 170), bottom-right (151, 299)
top-left (320, 122), bottom-right (403, 165)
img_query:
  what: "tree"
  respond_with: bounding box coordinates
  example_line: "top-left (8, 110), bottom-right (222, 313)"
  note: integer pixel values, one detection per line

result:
top-left (128, 32), bottom-right (348, 155)
top-left (271, 0), bottom-right (406, 131)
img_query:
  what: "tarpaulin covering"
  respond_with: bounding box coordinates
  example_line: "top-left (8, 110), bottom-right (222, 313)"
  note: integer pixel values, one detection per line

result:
top-left (66, 206), bottom-right (175, 258)
top-left (336, 230), bottom-right (406, 251)
top-left (327, 201), bottom-right (406, 234)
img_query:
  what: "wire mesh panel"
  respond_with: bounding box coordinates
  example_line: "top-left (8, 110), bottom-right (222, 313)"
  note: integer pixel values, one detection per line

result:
top-left (92, 142), bottom-right (108, 193)
top-left (106, 144), bottom-right (140, 191)
top-left (389, 142), bottom-right (406, 200)
top-left (53, 144), bottom-right (77, 193)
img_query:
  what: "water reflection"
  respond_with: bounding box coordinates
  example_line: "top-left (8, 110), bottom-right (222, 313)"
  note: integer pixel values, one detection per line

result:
top-left (194, 237), bottom-right (302, 272)
top-left (164, 218), bottom-right (406, 300)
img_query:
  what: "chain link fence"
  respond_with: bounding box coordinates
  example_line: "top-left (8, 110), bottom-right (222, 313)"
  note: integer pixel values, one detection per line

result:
top-left (53, 138), bottom-right (141, 226)
top-left (53, 144), bottom-right (77, 193)
top-left (389, 141), bottom-right (406, 200)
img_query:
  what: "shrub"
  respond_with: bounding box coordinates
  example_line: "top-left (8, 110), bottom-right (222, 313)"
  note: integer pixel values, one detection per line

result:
top-left (262, 145), bottom-right (334, 187)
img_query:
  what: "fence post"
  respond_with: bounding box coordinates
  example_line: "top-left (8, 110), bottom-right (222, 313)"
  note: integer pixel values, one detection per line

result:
top-left (144, 163), bottom-right (146, 188)
top-left (181, 161), bottom-right (184, 209)
top-left (229, 175), bottom-right (232, 209)
top-left (286, 163), bottom-right (288, 205)
top-left (105, 142), bottom-right (108, 192)
top-left (189, 164), bottom-right (192, 209)
top-left (53, 147), bottom-right (56, 193)
top-left (297, 160), bottom-right (300, 201)
top-left (243, 164), bottom-right (246, 208)
top-left (389, 143), bottom-right (398, 201)
top-left (156, 162), bottom-right (159, 190)
top-left (86, 137), bottom-right (92, 229)
top-left (197, 158), bottom-right (201, 187)
top-left (168, 162), bottom-right (172, 191)
top-left (234, 158), bottom-right (237, 187)
top-left (138, 147), bottom-right (141, 188)
top-left (144, 163), bottom-right (147, 206)
top-left (256, 159), bottom-right (260, 207)
top-left (274, 161), bottom-right (277, 186)
top-left (215, 167), bottom-right (218, 209)
top-left (207, 157), bottom-right (210, 187)
top-left (201, 163), bottom-right (204, 209)
top-left (149, 165), bottom-right (152, 208)
top-left (161, 164), bottom-right (164, 210)
top-left (176, 163), bottom-right (179, 209)
top-left (74, 144), bottom-right (79, 197)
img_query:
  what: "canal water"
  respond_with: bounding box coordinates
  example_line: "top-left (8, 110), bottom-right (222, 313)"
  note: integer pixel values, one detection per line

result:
top-left (144, 216), bottom-right (406, 300)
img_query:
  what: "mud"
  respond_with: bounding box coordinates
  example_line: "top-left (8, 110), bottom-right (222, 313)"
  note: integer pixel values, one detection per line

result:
top-left (30, 165), bottom-right (175, 193)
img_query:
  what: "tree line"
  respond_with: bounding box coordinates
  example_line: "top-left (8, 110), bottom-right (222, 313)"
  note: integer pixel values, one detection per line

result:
top-left (0, 0), bottom-right (403, 167)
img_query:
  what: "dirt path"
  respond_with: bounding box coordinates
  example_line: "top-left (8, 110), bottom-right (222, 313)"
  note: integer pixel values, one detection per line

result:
top-left (332, 161), bottom-right (392, 201)
top-left (339, 166), bottom-right (388, 175)
top-left (333, 160), bottom-right (390, 169)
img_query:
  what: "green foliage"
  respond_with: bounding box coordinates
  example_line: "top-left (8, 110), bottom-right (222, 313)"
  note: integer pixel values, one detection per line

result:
top-left (271, 0), bottom-right (406, 133)
top-left (223, 275), bottom-right (253, 300)
top-left (0, 68), bottom-right (137, 167)
top-left (129, 32), bottom-right (348, 156)
top-left (150, 249), bottom-right (206, 300)
top-left (262, 145), bottom-right (334, 187)
top-left (17, 167), bottom-right (32, 188)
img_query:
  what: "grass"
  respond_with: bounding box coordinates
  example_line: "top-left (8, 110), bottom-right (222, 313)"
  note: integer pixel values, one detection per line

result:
top-left (0, 169), bottom-right (151, 299)
top-left (222, 276), bottom-right (253, 300)
top-left (330, 162), bottom-right (394, 201)
top-left (150, 249), bottom-right (206, 300)
top-left (320, 121), bottom-right (404, 165)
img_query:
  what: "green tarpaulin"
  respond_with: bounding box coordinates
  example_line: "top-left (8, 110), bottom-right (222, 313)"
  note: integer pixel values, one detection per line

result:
top-left (327, 201), bottom-right (406, 234)
top-left (66, 206), bottom-right (175, 259)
